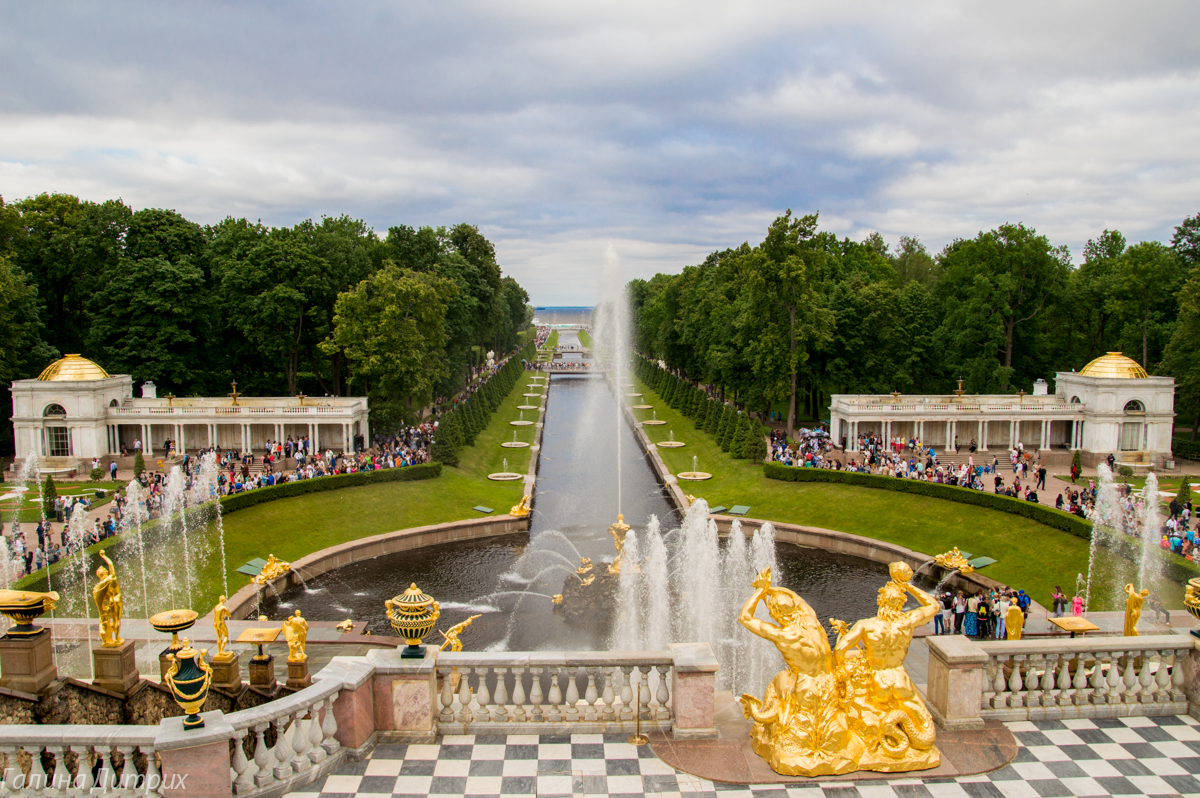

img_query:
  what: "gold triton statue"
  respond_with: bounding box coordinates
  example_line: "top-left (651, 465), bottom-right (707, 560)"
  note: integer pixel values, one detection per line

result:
top-left (282, 609), bottom-right (309, 662)
top-left (438, 614), bottom-right (481, 652)
top-left (607, 514), bottom-right (631, 574)
top-left (92, 550), bottom-right (124, 648)
top-left (739, 563), bottom-right (941, 777)
top-left (1124, 584), bottom-right (1150, 636)
top-left (509, 495), bottom-right (531, 518)
top-left (1005, 603), bottom-right (1025, 640)
top-left (254, 555), bottom-right (291, 584)
top-left (933, 548), bottom-right (973, 574)
top-left (213, 595), bottom-right (232, 659)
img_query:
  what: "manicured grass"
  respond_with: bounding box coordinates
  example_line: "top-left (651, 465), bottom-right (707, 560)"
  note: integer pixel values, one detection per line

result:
top-left (21, 376), bottom-right (536, 619)
top-left (629, 375), bottom-right (1173, 610)
top-left (0, 480), bottom-right (125, 522)
top-left (577, 329), bottom-right (592, 348)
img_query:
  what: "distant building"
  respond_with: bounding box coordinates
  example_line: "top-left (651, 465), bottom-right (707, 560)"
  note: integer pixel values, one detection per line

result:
top-left (9, 354), bottom-right (369, 468)
top-left (828, 352), bottom-right (1175, 468)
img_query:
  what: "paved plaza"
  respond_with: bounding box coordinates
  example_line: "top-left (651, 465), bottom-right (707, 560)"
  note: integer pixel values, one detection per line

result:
top-left (287, 713), bottom-right (1200, 798)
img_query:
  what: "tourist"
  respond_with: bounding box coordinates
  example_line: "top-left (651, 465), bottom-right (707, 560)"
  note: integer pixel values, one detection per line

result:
top-left (953, 591), bottom-right (966, 633)
top-left (994, 592), bottom-right (1008, 639)
top-left (1071, 593), bottom-right (1084, 616)
top-left (964, 594), bottom-right (979, 636)
top-left (1051, 585), bottom-right (1066, 617)
top-left (939, 591), bottom-right (952, 634)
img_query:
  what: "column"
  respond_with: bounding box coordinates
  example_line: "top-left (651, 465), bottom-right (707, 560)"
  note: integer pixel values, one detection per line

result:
top-left (980, 420), bottom-right (988, 451)
top-left (947, 419), bottom-right (953, 450)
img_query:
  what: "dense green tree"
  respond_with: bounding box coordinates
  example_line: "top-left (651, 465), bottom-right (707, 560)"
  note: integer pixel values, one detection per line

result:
top-left (1159, 268), bottom-right (1200, 440)
top-left (1111, 241), bottom-right (1183, 369)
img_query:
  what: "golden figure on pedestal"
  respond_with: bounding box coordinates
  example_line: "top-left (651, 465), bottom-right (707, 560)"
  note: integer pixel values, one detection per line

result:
top-left (92, 550), bottom-right (124, 648)
top-left (1005, 604), bottom-right (1025, 640)
top-left (739, 562), bottom-right (941, 777)
top-left (607, 515), bottom-right (631, 574)
top-left (213, 595), bottom-right (232, 659)
top-left (1124, 583), bottom-right (1150, 636)
top-left (438, 614), bottom-right (481, 651)
top-left (933, 548), bottom-right (973, 574)
top-left (509, 495), bottom-right (531, 518)
top-left (282, 609), bottom-right (309, 662)
top-left (254, 555), bottom-right (291, 584)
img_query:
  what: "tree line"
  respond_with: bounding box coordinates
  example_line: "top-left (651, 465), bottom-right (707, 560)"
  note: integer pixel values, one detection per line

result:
top-left (630, 211), bottom-right (1200, 439)
top-left (0, 193), bottom-right (534, 450)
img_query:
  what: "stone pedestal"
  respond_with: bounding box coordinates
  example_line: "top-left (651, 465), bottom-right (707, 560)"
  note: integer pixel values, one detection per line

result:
top-left (248, 655), bottom-right (275, 690)
top-left (210, 651), bottom-right (242, 692)
top-left (0, 630), bottom-right (57, 694)
top-left (926, 635), bottom-right (988, 730)
top-left (286, 657), bottom-right (312, 689)
top-left (366, 647), bottom-right (437, 741)
top-left (670, 642), bottom-right (719, 740)
top-left (156, 711), bottom-right (235, 798)
top-left (92, 640), bottom-right (140, 696)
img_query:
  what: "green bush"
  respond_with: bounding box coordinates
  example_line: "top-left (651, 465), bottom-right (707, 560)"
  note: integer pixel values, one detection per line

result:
top-left (744, 430), bottom-right (768, 463)
top-left (1117, 465), bottom-right (1134, 478)
top-left (1071, 449), bottom-right (1082, 473)
top-left (1177, 479), bottom-right (1192, 507)
top-left (1172, 438), bottom-right (1200, 462)
top-left (716, 407), bottom-right (734, 451)
top-left (704, 400), bottom-right (721, 435)
top-left (133, 451), bottom-right (146, 481)
top-left (221, 462), bottom-right (442, 514)
top-left (730, 414), bottom-right (751, 458)
top-left (89, 467), bottom-right (104, 482)
top-left (42, 475), bottom-right (58, 518)
top-left (763, 462), bottom-right (1094, 539)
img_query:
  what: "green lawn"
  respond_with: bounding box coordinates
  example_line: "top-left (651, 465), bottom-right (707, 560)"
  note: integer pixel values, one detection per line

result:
top-left (629, 375), bottom-right (1176, 611)
top-left (20, 376), bottom-right (538, 619)
top-left (577, 329), bottom-right (592, 348)
top-left (1, 480), bottom-right (126, 522)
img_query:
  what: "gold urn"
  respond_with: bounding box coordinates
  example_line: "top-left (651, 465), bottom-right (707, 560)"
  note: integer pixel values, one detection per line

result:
top-left (149, 609), bottom-right (199, 653)
top-left (0, 590), bottom-right (60, 637)
top-left (1185, 578), bottom-right (1200, 639)
top-left (386, 583), bottom-right (440, 659)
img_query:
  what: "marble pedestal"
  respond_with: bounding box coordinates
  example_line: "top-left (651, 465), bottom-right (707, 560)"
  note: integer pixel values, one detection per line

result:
top-left (286, 658), bottom-right (312, 689)
top-left (210, 651), bottom-right (242, 692)
top-left (248, 655), bottom-right (275, 690)
top-left (0, 630), bottom-right (57, 694)
top-left (92, 640), bottom-right (140, 695)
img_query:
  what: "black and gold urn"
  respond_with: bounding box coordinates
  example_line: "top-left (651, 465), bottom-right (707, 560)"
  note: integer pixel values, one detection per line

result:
top-left (163, 638), bottom-right (213, 729)
top-left (1186, 578), bottom-right (1200, 639)
top-left (0, 590), bottom-right (59, 637)
top-left (386, 583), bottom-right (440, 659)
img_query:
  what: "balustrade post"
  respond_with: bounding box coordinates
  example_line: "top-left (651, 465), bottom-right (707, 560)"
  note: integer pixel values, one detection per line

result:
top-left (530, 667), bottom-right (546, 723)
top-left (1180, 641), bottom-right (1200, 714)
top-left (1106, 653), bottom-right (1123, 704)
top-left (601, 669), bottom-right (616, 723)
top-left (231, 730), bottom-right (254, 794)
top-left (619, 667), bottom-right (634, 722)
top-left (511, 667), bottom-right (527, 723)
top-left (320, 695), bottom-right (341, 755)
top-left (584, 668), bottom-right (599, 722)
top-left (564, 667), bottom-right (580, 723)
top-left (670, 643), bottom-right (718, 739)
top-left (252, 724), bottom-right (272, 789)
top-left (320, 657), bottom-right (373, 752)
top-left (546, 668), bottom-right (562, 723)
top-left (925, 636), bottom-right (987, 729)
top-left (474, 667), bottom-right (492, 723)
top-left (154, 711), bottom-right (236, 798)
top-left (366, 647), bottom-right (437, 741)
top-left (655, 664), bottom-right (672, 721)
top-left (494, 667), bottom-right (510, 724)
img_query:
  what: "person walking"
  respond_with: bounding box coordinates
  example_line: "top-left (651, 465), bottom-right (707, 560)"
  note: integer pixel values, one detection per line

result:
top-left (965, 594), bottom-right (979, 636)
top-left (1037, 465), bottom-right (1047, 491)
top-left (1051, 586), bottom-right (1066, 617)
top-left (953, 591), bottom-right (967, 634)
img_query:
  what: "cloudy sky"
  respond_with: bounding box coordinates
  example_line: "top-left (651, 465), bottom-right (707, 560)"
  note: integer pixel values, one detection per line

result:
top-left (2, 1), bottom-right (1198, 304)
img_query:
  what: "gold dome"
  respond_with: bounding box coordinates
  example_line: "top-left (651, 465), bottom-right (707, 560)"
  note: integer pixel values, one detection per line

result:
top-left (1079, 352), bottom-right (1148, 379)
top-left (36, 354), bottom-right (111, 382)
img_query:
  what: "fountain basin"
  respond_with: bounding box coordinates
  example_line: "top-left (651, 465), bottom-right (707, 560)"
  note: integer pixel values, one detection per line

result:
top-left (632, 404), bottom-right (653, 410)
top-left (625, 393), bottom-right (642, 397)
top-left (677, 471), bottom-right (712, 481)
top-left (643, 420), bottom-right (667, 426)
top-left (510, 420), bottom-right (535, 426)
top-left (502, 442), bottom-right (531, 448)
top-left (657, 441), bottom-right (686, 448)
top-left (487, 472), bottom-right (524, 481)
top-left (517, 405), bottom-right (538, 410)
top-left (522, 393), bottom-right (542, 397)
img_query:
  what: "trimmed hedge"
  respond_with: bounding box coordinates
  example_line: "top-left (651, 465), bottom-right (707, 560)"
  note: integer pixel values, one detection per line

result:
top-left (763, 462), bottom-right (1200, 586)
top-left (220, 462), bottom-right (442, 513)
top-left (1172, 438), bottom-right (1200, 462)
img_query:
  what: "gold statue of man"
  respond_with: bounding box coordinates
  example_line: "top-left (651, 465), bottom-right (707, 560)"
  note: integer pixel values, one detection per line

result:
top-left (282, 609), bottom-right (308, 662)
top-left (1124, 583), bottom-right (1150, 636)
top-left (92, 550), bottom-right (124, 648)
top-left (738, 567), bottom-right (862, 776)
top-left (213, 595), bottom-right (232, 659)
top-left (438, 614), bottom-right (481, 652)
top-left (607, 514), bottom-right (631, 574)
top-left (830, 562), bottom-right (939, 771)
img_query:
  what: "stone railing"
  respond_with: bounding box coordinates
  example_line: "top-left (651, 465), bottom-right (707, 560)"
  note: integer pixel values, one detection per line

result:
top-left (926, 633), bottom-right (1197, 730)
top-left (0, 644), bottom-right (718, 796)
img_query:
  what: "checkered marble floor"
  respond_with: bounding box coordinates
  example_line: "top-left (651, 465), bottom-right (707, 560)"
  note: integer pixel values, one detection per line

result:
top-left (288, 714), bottom-right (1200, 798)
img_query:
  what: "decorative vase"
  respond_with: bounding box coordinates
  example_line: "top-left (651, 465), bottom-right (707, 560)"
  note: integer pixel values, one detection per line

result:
top-left (0, 590), bottom-right (59, 637)
top-left (386, 583), bottom-right (440, 659)
top-left (1185, 578), bottom-right (1200, 639)
top-left (163, 639), bottom-right (213, 729)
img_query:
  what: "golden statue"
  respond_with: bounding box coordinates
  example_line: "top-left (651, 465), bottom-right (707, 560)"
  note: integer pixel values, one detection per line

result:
top-left (740, 563), bottom-right (941, 777)
top-left (933, 548), bottom-right (974, 574)
top-left (551, 594), bottom-right (563, 605)
top-left (1005, 604), bottom-right (1025, 640)
top-left (92, 550), bottom-right (124, 648)
top-left (1124, 583), bottom-right (1150, 636)
top-left (336, 619), bottom-right (355, 633)
top-left (213, 595), bottom-right (232, 660)
top-left (576, 557), bottom-right (593, 575)
top-left (830, 562), bottom-right (940, 772)
top-left (509, 495), bottom-right (531, 518)
top-left (254, 554), bottom-right (291, 584)
top-left (607, 514), bottom-right (631, 574)
top-left (738, 567), bottom-right (862, 776)
top-left (281, 609), bottom-right (308, 662)
top-left (438, 614), bottom-right (481, 651)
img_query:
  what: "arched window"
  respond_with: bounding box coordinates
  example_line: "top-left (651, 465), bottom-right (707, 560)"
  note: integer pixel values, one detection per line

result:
top-left (1120, 399), bottom-right (1146, 451)
top-left (42, 404), bottom-right (69, 456)
top-left (109, 399), bottom-right (119, 407)
top-left (1069, 396), bottom-right (1081, 404)
top-left (43, 404), bottom-right (66, 417)
top-left (1123, 399), bottom-right (1145, 413)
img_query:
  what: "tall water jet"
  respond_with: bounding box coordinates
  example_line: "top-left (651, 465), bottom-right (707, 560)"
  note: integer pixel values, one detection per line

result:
top-left (612, 526), bottom-right (643, 648)
top-left (1084, 463), bottom-right (1121, 611)
top-left (594, 242), bottom-right (631, 516)
top-left (123, 479), bottom-right (151, 617)
top-left (164, 467), bottom-right (193, 608)
top-left (66, 507), bottom-right (95, 679)
top-left (197, 452), bottom-right (229, 599)
top-left (1139, 472), bottom-right (1160, 589)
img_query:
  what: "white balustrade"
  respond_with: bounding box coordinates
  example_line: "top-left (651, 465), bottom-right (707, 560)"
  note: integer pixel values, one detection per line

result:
top-left (435, 652), bottom-right (674, 734)
top-left (977, 636), bottom-right (1190, 722)
top-left (0, 728), bottom-right (160, 796)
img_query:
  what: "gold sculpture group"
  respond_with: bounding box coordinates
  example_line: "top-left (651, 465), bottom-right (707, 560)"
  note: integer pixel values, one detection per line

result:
top-left (933, 548), bottom-right (973, 574)
top-left (739, 562), bottom-right (939, 776)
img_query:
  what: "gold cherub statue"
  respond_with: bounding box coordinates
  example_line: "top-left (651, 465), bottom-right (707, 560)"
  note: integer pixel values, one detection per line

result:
top-left (933, 548), bottom-right (973, 574)
top-left (213, 595), bottom-right (232, 660)
top-left (92, 550), bottom-right (124, 648)
top-left (509, 494), bottom-right (531, 518)
top-left (576, 557), bottom-right (593, 575)
top-left (254, 555), bottom-right (291, 584)
top-left (1124, 583), bottom-right (1150, 636)
top-left (438, 614), bottom-right (481, 652)
top-left (281, 609), bottom-right (308, 662)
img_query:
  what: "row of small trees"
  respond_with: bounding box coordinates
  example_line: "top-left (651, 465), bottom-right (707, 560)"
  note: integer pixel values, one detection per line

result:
top-left (633, 356), bottom-right (768, 462)
top-left (430, 342), bottom-right (536, 466)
